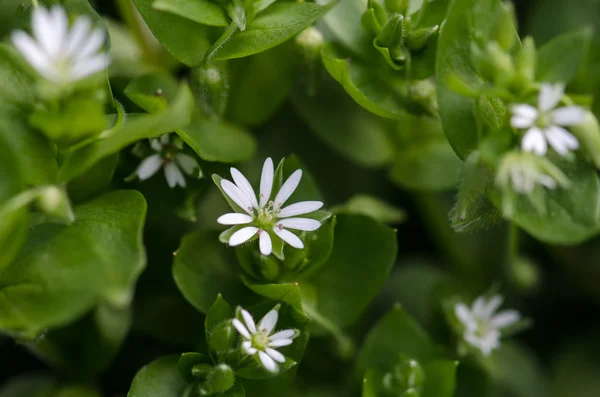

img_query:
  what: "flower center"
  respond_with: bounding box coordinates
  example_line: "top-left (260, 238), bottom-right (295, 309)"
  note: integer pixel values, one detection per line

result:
top-left (255, 201), bottom-right (279, 229)
top-left (251, 331), bottom-right (270, 350)
top-left (536, 112), bottom-right (552, 129)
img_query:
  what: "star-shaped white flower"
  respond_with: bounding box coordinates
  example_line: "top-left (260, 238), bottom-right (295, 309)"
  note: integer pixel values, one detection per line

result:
top-left (496, 152), bottom-right (569, 195)
top-left (232, 305), bottom-right (299, 372)
top-left (216, 157), bottom-right (324, 256)
top-left (454, 295), bottom-right (520, 356)
top-left (11, 6), bottom-right (109, 85)
top-left (135, 134), bottom-right (200, 188)
top-left (511, 83), bottom-right (585, 157)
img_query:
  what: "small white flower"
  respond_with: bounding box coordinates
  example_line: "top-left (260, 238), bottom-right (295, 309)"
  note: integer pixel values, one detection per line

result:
top-left (496, 151), bottom-right (569, 195)
top-left (11, 6), bottom-right (109, 84)
top-left (232, 305), bottom-right (299, 372)
top-left (217, 158), bottom-right (324, 256)
top-left (135, 134), bottom-right (200, 188)
top-left (454, 295), bottom-right (520, 356)
top-left (511, 83), bottom-right (585, 157)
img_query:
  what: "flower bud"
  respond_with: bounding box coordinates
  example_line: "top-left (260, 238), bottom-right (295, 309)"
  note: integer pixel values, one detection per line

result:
top-left (361, 0), bottom-right (388, 36)
top-left (206, 364), bottom-right (235, 393)
top-left (406, 25), bottom-right (439, 51)
top-left (37, 186), bottom-right (74, 223)
top-left (258, 253), bottom-right (281, 281)
top-left (382, 355), bottom-right (425, 396)
top-left (375, 14), bottom-right (408, 68)
top-left (208, 321), bottom-right (235, 353)
top-left (569, 110), bottom-right (600, 170)
top-left (490, 2), bottom-right (517, 51)
top-left (191, 63), bottom-right (229, 117)
top-left (227, 0), bottom-right (246, 31)
top-left (510, 256), bottom-right (540, 292)
top-left (295, 27), bottom-right (324, 60)
top-left (515, 36), bottom-right (536, 83)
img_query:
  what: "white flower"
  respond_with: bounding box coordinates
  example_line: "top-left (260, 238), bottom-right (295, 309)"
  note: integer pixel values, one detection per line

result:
top-left (216, 157), bottom-right (324, 256)
top-left (496, 151), bottom-right (569, 195)
top-left (11, 6), bottom-right (109, 84)
top-left (511, 83), bottom-right (585, 157)
top-left (232, 305), bottom-right (299, 372)
top-left (135, 134), bottom-right (200, 188)
top-left (454, 295), bottom-right (520, 356)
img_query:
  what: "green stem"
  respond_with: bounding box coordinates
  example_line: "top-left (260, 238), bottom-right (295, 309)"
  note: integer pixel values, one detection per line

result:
top-left (205, 22), bottom-right (238, 62)
top-left (302, 304), bottom-right (355, 360)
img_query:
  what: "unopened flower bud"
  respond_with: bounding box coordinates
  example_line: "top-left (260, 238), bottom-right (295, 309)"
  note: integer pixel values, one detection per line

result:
top-left (37, 186), bottom-right (74, 223)
top-left (361, 0), bottom-right (388, 35)
top-left (208, 321), bottom-right (235, 353)
top-left (406, 25), bottom-right (439, 51)
top-left (258, 253), bottom-right (281, 281)
top-left (510, 256), bottom-right (540, 292)
top-left (227, 0), bottom-right (246, 31)
top-left (383, 355), bottom-right (425, 396)
top-left (206, 364), bottom-right (235, 393)
top-left (376, 14), bottom-right (408, 68)
top-left (295, 27), bottom-right (324, 60)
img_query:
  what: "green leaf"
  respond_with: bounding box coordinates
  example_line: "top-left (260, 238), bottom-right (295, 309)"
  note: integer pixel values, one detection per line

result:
top-left (321, 44), bottom-right (408, 119)
top-left (124, 73), bottom-right (179, 114)
top-left (205, 293), bottom-right (234, 342)
top-left (320, 0), bottom-right (375, 59)
top-left (291, 75), bottom-right (395, 168)
top-left (552, 334), bottom-right (600, 397)
top-left (177, 352), bottom-right (211, 381)
top-left (356, 305), bottom-right (435, 375)
top-left (536, 28), bottom-right (592, 84)
top-left (58, 83), bottom-right (194, 182)
top-left (178, 113), bottom-right (257, 163)
top-left (133, 0), bottom-right (212, 66)
top-left (309, 214), bottom-right (397, 330)
top-left (173, 231), bottom-right (251, 313)
top-left (242, 279), bottom-right (308, 322)
top-left (128, 356), bottom-right (188, 397)
top-left (421, 360), bottom-right (459, 397)
top-left (332, 194), bottom-right (406, 224)
top-left (435, 0), bottom-right (515, 159)
top-left (211, 2), bottom-right (337, 60)
top-left (0, 375), bottom-right (55, 397)
top-left (361, 369), bottom-right (379, 397)
top-left (491, 157), bottom-right (600, 244)
top-left (0, 44), bottom-right (36, 117)
top-left (0, 191), bottom-right (147, 337)
top-left (153, 0), bottom-right (228, 27)
top-left (67, 154), bottom-right (119, 204)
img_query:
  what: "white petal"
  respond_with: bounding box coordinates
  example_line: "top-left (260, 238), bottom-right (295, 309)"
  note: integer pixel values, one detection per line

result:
top-left (269, 329), bottom-right (296, 341)
top-left (241, 309), bottom-right (257, 334)
top-left (221, 179), bottom-right (254, 214)
top-left (538, 83), bottom-right (564, 112)
top-left (266, 348), bottom-right (286, 363)
top-left (521, 127), bottom-right (547, 156)
top-left (229, 227), bottom-right (259, 246)
top-left (273, 169), bottom-right (302, 209)
top-left (511, 104), bottom-right (538, 120)
top-left (511, 116), bottom-right (535, 129)
top-left (232, 318), bottom-right (250, 339)
top-left (136, 154), bottom-right (163, 180)
top-left (65, 16), bottom-right (92, 56)
top-left (76, 28), bottom-right (106, 60)
top-left (231, 168), bottom-right (258, 209)
top-left (71, 54), bottom-right (109, 80)
top-left (277, 201), bottom-right (323, 218)
top-left (491, 310), bottom-right (521, 329)
top-left (175, 154), bottom-right (198, 175)
top-left (538, 174), bottom-right (557, 189)
top-left (160, 134), bottom-right (170, 145)
top-left (258, 351), bottom-right (278, 372)
top-left (260, 158), bottom-right (274, 208)
top-left (454, 303), bottom-right (475, 330)
top-left (241, 341), bottom-right (256, 354)
top-left (278, 218), bottom-right (321, 231)
top-left (217, 213), bottom-right (253, 225)
top-left (258, 309), bottom-right (278, 334)
top-left (33, 6), bottom-right (64, 57)
top-left (259, 231), bottom-right (272, 256)
top-left (151, 139), bottom-right (162, 152)
top-left (552, 106), bottom-right (585, 126)
top-left (471, 297), bottom-right (486, 318)
top-left (11, 31), bottom-right (53, 78)
top-left (164, 162), bottom-right (186, 188)
top-left (268, 338), bottom-right (293, 348)
top-left (482, 295), bottom-right (503, 318)
top-left (273, 227), bottom-right (304, 249)
top-left (546, 126), bottom-right (579, 155)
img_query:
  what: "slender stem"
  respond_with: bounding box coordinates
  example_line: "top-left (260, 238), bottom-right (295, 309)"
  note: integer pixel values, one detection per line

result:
top-left (302, 303), bottom-right (355, 360)
top-left (205, 22), bottom-right (238, 62)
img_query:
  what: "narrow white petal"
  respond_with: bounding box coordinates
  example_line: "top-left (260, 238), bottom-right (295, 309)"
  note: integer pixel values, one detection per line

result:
top-left (232, 318), bottom-right (250, 339)
top-left (538, 174), bottom-right (557, 189)
top-left (11, 31), bottom-right (53, 79)
top-left (221, 179), bottom-right (254, 214)
top-left (217, 213), bottom-right (253, 225)
top-left (471, 297), bottom-right (486, 318)
top-left (491, 310), bottom-right (521, 329)
top-left (511, 116), bottom-right (535, 129)
top-left (175, 154), bottom-right (197, 176)
top-left (511, 104), bottom-right (538, 120)
top-left (258, 351), bottom-right (278, 372)
top-left (273, 227), bottom-right (304, 249)
top-left (266, 348), bottom-right (286, 363)
top-left (229, 227), bottom-right (259, 246)
top-left (454, 304), bottom-right (476, 330)
top-left (482, 295), bottom-right (503, 318)
top-left (258, 309), bottom-right (279, 334)
top-left (136, 154), bottom-right (163, 180)
top-left (268, 338), bottom-right (293, 347)
top-left (521, 127), bottom-right (547, 156)
top-left (65, 16), bottom-right (92, 56)
top-left (241, 341), bottom-right (254, 353)
top-left (277, 201), bottom-right (323, 218)
top-left (241, 309), bottom-right (257, 334)
top-left (273, 169), bottom-right (302, 209)
top-left (278, 218), bottom-right (321, 231)
top-left (552, 106), bottom-right (585, 126)
top-left (546, 126), bottom-right (579, 155)
top-left (164, 162), bottom-right (186, 188)
top-left (160, 134), bottom-right (170, 145)
top-left (246, 347), bottom-right (258, 354)
top-left (259, 231), bottom-right (272, 256)
top-left (231, 168), bottom-right (259, 209)
top-left (76, 28), bottom-right (106, 60)
top-left (71, 54), bottom-right (109, 80)
top-left (269, 329), bottom-right (296, 341)
top-left (538, 83), bottom-right (564, 112)
top-left (33, 6), bottom-right (62, 57)
top-left (151, 139), bottom-right (162, 152)
top-left (260, 158), bottom-right (274, 208)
